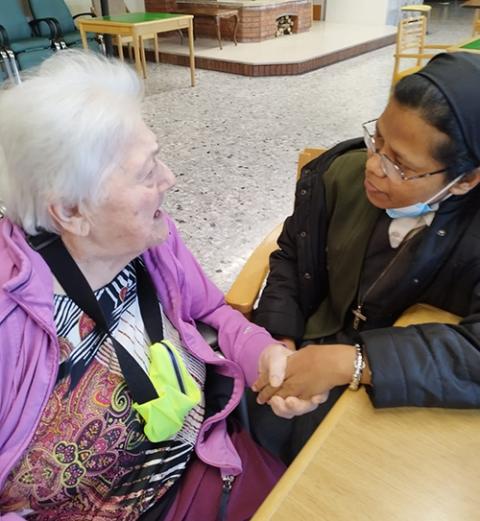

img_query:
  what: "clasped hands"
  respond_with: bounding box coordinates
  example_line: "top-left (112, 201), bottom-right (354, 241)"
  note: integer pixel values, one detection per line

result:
top-left (254, 342), bottom-right (358, 419)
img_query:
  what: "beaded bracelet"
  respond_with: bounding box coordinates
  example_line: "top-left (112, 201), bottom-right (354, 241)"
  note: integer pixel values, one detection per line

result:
top-left (348, 344), bottom-right (365, 391)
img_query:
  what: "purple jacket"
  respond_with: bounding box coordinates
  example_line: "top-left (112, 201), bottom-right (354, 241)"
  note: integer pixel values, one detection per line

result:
top-left (0, 216), bottom-right (275, 520)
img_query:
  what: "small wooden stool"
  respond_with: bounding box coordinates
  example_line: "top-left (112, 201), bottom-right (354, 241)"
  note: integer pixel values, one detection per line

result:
top-left (401, 4), bottom-right (432, 31)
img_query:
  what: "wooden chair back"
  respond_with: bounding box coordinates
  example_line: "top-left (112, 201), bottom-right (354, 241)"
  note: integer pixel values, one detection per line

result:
top-left (473, 9), bottom-right (480, 36)
top-left (392, 15), bottom-right (451, 87)
top-left (227, 148), bottom-right (325, 316)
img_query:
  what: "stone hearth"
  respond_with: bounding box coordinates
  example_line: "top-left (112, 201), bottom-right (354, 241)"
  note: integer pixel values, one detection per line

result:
top-left (145, 0), bottom-right (312, 42)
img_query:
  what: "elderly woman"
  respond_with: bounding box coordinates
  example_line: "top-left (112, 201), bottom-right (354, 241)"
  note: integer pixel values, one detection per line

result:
top-left (0, 51), bottom-right (313, 521)
top-left (250, 52), bottom-right (480, 462)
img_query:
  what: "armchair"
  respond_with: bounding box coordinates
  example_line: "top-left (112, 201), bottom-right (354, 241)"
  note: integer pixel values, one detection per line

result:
top-left (473, 9), bottom-right (480, 37)
top-left (0, 24), bottom-right (16, 82)
top-left (226, 148), bottom-right (326, 317)
top-left (28, 0), bottom-right (102, 52)
top-left (0, 0), bottom-right (55, 78)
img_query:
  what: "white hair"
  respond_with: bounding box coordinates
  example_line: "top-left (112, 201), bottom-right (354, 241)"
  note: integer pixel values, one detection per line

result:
top-left (0, 50), bottom-right (144, 235)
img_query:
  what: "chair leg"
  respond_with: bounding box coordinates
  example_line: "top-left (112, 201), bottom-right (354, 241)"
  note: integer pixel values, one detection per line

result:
top-left (6, 50), bottom-right (21, 84)
top-left (98, 35), bottom-right (106, 55)
top-left (0, 49), bottom-right (13, 82)
top-left (177, 29), bottom-right (184, 45)
top-left (153, 34), bottom-right (159, 64)
top-left (116, 35), bottom-right (124, 61)
top-left (215, 15), bottom-right (222, 50)
top-left (140, 36), bottom-right (147, 78)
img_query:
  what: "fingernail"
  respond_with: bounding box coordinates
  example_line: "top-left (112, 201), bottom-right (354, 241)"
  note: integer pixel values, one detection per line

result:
top-left (270, 376), bottom-right (281, 387)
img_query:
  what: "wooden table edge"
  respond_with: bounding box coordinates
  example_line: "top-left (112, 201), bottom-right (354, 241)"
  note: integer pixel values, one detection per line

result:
top-left (251, 388), bottom-right (361, 521)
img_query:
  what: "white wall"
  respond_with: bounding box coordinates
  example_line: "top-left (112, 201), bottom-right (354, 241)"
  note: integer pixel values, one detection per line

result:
top-left (65, 0), bottom-right (145, 15)
top-left (125, 0), bottom-right (146, 11)
top-left (326, 0), bottom-right (391, 26)
top-left (325, 0), bottom-right (424, 26)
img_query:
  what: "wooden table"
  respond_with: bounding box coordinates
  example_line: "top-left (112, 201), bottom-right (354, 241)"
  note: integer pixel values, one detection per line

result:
top-left (448, 35), bottom-right (480, 53)
top-left (173, 6), bottom-right (239, 50)
top-left (78, 12), bottom-right (195, 85)
top-left (252, 388), bottom-right (480, 521)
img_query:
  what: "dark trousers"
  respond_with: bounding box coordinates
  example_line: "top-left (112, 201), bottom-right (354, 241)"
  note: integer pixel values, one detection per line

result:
top-left (246, 385), bottom-right (346, 465)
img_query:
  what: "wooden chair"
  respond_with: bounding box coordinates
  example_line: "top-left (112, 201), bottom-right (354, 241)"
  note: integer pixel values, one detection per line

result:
top-left (401, 4), bottom-right (432, 32)
top-left (473, 9), bottom-right (480, 36)
top-left (225, 148), bottom-right (461, 331)
top-left (391, 15), bottom-right (450, 87)
top-left (226, 148), bottom-right (325, 317)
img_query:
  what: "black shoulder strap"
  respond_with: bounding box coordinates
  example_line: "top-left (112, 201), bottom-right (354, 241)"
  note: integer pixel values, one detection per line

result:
top-left (29, 232), bottom-right (161, 404)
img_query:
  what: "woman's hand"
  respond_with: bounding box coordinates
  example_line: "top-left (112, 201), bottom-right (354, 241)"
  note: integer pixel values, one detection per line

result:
top-left (255, 343), bottom-right (293, 389)
top-left (267, 394), bottom-right (329, 419)
top-left (254, 344), bottom-right (361, 404)
top-left (253, 343), bottom-right (329, 419)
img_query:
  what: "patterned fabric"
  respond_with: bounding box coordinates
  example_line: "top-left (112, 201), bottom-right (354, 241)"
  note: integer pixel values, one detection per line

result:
top-left (1, 263), bottom-right (206, 521)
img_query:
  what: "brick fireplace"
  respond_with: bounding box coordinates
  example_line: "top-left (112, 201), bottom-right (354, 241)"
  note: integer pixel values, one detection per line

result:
top-left (145, 0), bottom-right (312, 42)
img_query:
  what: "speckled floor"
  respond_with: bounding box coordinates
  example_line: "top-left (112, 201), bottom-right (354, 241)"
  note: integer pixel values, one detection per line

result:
top-left (140, 1), bottom-right (475, 292)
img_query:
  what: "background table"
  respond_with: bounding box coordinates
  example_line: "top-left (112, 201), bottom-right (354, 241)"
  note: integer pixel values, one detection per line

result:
top-left (173, 6), bottom-right (239, 50)
top-left (252, 388), bottom-right (480, 521)
top-left (78, 12), bottom-right (195, 85)
top-left (448, 36), bottom-right (480, 53)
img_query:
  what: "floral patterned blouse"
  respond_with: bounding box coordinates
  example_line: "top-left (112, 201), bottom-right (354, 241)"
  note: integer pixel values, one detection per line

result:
top-left (0, 263), bottom-right (206, 520)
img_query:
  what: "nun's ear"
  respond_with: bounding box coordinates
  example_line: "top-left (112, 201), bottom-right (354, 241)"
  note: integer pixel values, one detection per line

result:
top-left (449, 168), bottom-right (480, 196)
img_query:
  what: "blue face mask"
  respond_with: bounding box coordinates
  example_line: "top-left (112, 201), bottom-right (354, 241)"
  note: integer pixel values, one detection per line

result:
top-left (386, 175), bottom-right (463, 219)
top-left (386, 202), bottom-right (434, 219)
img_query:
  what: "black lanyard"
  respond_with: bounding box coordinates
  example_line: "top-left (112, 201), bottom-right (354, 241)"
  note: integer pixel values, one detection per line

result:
top-left (28, 232), bottom-right (164, 405)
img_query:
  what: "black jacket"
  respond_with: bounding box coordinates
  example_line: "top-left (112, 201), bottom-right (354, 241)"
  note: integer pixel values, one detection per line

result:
top-left (255, 139), bottom-right (480, 408)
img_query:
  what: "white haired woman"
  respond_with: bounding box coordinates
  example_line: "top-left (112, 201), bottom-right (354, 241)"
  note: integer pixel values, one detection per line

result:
top-left (0, 51), bottom-right (315, 521)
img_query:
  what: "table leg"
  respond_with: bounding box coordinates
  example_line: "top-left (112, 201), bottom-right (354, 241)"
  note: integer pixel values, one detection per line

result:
top-left (132, 32), bottom-right (144, 78)
top-left (153, 34), bottom-right (159, 63)
top-left (233, 14), bottom-right (239, 46)
top-left (187, 19), bottom-right (196, 87)
top-left (116, 35), bottom-right (124, 61)
top-left (215, 15), bottom-right (222, 50)
top-left (79, 26), bottom-right (88, 50)
top-left (140, 35), bottom-right (147, 78)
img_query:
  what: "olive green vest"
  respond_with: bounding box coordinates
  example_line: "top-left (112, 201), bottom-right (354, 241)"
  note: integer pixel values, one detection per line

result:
top-left (304, 149), bottom-right (381, 339)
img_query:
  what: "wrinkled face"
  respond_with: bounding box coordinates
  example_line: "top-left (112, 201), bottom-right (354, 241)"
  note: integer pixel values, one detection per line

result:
top-left (364, 99), bottom-right (451, 209)
top-left (85, 121), bottom-right (175, 260)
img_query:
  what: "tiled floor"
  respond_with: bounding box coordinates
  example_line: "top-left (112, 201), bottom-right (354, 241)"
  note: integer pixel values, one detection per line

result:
top-left (140, 1), bottom-right (475, 291)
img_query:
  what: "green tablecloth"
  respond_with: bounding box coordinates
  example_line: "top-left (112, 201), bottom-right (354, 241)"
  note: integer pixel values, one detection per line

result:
top-left (99, 12), bottom-right (185, 23)
top-left (460, 38), bottom-right (480, 50)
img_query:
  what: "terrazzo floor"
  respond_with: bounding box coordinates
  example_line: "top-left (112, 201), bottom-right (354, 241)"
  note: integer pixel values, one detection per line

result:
top-left (139, 0), bottom-right (475, 292)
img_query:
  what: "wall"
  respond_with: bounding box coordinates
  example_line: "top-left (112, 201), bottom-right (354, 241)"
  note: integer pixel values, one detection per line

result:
top-left (325, 0), bottom-right (424, 26)
top-left (65, 0), bottom-right (145, 15)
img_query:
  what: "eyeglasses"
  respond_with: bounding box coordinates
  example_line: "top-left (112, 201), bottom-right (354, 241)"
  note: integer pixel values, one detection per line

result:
top-left (362, 119), bottom-right (447, 182)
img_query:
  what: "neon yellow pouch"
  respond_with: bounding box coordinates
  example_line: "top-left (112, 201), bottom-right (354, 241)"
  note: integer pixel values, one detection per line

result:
top-left (133, 340), bottom-right (201, 442)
